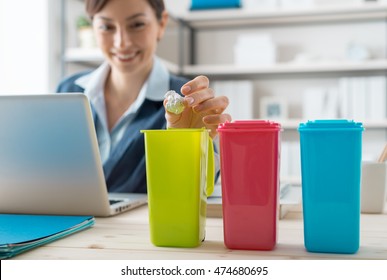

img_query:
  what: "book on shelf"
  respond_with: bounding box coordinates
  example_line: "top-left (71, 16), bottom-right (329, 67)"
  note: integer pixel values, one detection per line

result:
top-left (338, 76), bottom-right (387, 120)
top-left (212, 80), bottom-right (254, 121)
top-left (0, 214), bottom-right (94, 259)
top-left (302, 87), bottom-right (338, 119)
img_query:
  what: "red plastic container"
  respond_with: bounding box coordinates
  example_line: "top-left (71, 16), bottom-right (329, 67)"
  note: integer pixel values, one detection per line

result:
top-left (217, 120), bottom-right (281, 250)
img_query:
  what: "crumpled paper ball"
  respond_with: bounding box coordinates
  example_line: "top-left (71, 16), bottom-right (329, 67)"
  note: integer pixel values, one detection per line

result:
top-left (164, 90), bottom-right (185, 114)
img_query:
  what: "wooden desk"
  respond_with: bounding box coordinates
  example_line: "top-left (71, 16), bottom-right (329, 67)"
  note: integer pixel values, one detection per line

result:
top-left (14, 206), bottom-right (387, 260)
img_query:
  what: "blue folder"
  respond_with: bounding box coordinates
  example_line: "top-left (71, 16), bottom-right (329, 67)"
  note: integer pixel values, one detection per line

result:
top-left (0, 214), bottom-right (94, 259)
top-left (190, 0), bottom-right (241, 10)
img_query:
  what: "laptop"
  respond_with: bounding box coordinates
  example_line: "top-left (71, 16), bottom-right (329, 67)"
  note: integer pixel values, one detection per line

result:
top-left (0, 94), bottom-right (147, 217)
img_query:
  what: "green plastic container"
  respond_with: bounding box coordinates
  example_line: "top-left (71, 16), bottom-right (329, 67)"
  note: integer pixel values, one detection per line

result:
top-left (141, 128), bottom-right (214, 247)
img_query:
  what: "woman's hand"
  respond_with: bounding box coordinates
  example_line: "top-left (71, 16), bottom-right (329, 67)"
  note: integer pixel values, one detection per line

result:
top-left (164, 75), bottom-right (231, 138)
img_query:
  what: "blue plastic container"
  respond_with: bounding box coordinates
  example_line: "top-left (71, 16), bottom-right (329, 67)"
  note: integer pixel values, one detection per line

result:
top-left (298, 120), bottom-right (364, 254)
top-left (190, 0), bottom-right (241, 10)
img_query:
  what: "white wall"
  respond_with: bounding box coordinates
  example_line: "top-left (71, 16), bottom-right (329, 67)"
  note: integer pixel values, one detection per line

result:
top-left (0, 0), bottom-right (60, 94)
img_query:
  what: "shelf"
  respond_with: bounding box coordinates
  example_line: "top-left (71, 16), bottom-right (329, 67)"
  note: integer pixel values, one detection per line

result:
top-left (64, 48), bottom-right (180, 73)
top-left (171, 2), bottom-right (387, 29)
top-left (64, 48), bottom-right (387, 77)
top-left (182, 60), bottom-right (387, 78)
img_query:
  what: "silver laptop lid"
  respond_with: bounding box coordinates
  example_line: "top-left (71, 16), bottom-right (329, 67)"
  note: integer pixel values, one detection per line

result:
top-left (0, 94), bottom-right (112, 216)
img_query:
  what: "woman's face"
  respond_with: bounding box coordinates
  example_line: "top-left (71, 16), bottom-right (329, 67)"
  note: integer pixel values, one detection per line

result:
top-left (92, 0), bottom-right (167, 75)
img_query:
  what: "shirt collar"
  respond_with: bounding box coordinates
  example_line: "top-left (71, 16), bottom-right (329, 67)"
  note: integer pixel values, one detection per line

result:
top-left (75, 61), bottom-right (110, 104)
top-left (74, 56), bottom-right (170, 102)
top-left (145, 56), bottom-right (170, 101)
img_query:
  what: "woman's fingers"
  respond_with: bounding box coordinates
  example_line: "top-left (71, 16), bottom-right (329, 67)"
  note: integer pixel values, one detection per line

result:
top-left (165, 75), bottom-right (231, 136)
top-left (163, 99), bottom-right (183, 126)
top-left (193, 95), bottom-right (229, 114)
top-left (181, 75), bottom-right (210, 96)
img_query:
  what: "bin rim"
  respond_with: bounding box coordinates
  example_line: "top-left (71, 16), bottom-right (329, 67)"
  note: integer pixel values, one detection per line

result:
top-left (141, 127), bottom-right (209, 134)
top-left (298, 120), bottom-right (364, 131)
top-left (217, 120), bottom-right (281, 131)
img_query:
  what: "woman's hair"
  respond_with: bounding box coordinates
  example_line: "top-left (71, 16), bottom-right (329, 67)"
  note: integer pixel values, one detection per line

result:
top-left (85, 0), bottom-right (165, 20)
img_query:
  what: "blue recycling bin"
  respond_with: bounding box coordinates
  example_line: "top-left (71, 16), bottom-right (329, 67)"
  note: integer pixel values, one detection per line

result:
top-left (298, 120), bottom-right (364, 254)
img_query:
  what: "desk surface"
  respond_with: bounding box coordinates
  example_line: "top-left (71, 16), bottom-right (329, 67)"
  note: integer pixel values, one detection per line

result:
top-left (14, 206), bottom-right (387, 260)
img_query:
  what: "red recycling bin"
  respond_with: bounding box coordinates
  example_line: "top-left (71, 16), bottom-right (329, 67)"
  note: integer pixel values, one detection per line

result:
top-left (217, 120), bottom-right (281, 250)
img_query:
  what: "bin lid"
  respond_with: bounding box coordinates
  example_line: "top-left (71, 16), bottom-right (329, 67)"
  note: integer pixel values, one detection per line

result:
top-left (298, 120), bottom-right (364, 131)
top-left (218, 120), bottom-right (281, 131)
top-left (141, 128), bottom-right (208, 134)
